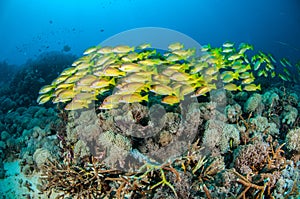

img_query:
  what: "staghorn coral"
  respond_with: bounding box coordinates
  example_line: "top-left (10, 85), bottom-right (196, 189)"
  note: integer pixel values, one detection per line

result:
top-left (233, 142), bottom-right (270, 175)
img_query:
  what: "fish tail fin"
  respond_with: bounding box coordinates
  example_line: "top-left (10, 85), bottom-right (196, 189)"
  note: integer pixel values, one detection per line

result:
top-left (257, 84), bottom-right (261, 90)
top-left (238, 85), bottom-right (242, 91)
top-left (142, 94), bottom-right (149, 102)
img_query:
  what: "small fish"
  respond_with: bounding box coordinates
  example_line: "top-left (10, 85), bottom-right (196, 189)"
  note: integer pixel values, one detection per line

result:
top-left (242, 76), bottom-right (255, 84)
top-left (178, 84), bottom-right (195, 96)
top-left (138, 59), bottom-right (164, 66)
top-left (56, 90), bottom-right (78, 101)
top-left (75, 61), bottom-right (91, 70)
top-left (60, 67), bottom-right (77, 76)
top-left (97, 46), bottom-right (113, 54)
top-left (94, 67), bottom-right (126, 77)
top-left (117, 82), bottom-right (148, 94)
top-left (170, 72), bottom-right (191, 82)
top-left (161, 95), bottom-right (180, 105)
top-left (283, 68), bottom-right (291, 77)
top-left (223, 47), bottom-right (235, 53)
top-left (222, 72), bottom-right (239, 83)
top-left (77, 75), bottom-right (98, 86)
top-left (235, 64), bottom-right (251, 74)
top-left (98, 102), bottom-right (119, 110)
top-left (191, 84), bottom-right (216, 97)
top-left (83, 46), bottom-right (99, 55)
top-left (64, 75), bottom-right (83, 84)
top-left (243, 84), bottom-right (261, 91)
top-left (238, 43), bottom-right (253, 54)
top-left (166, 54), bottom-right (182, 62)
top-left (168, 42), bottom-right (184, 51)
top-left (228, 53), bottom-right (242, 61)
top-left (119, 94), bottom-right (148, 103)
top-left (223, 41), bottom-right (234, 48)
top-left (73, 93), bottom-right (97, 101)
top-left (65, 100), bottom-right (89, 110)
top-left (102, 94), bottom-right (122, 105)
top-left (201, 44), bottom-right (211, 52)
top-left (51, 75), bottom-right (69, 85)
top-left (152, 74), bottom-right (171, 84)
top-left (150, 85), bottom-right (174, 96)
top-left (267, 53), bottom-right (277, 63)
top-left (204, 66), bottom-right (219, 76)
top-left (95, 54), bottom-right (114, 66)
top-left (257, 69), bottom-right (267, 77)
top-left (112, 45), bottom-right (134, 54)
top-left (278, 74), bottom-right (288, 81)
top-left (122, 52), bottom-right (140, 62)
top-left (39, 85), bottom-right (55, 94)
top-left (239, 72), bottom-right (253, 79)
top-left (75, 69), bottom-right (90, 76)
top-left (119, 63), bottom-right (143, 72)
top-left (56, 83), bottom-right (74, 90)
top-left (224, 83), bottom-right (242, 91)
top-left (37, 94), bottom-right (52, 104)
top-left (190, 62), bottom-right (209, 74)
top-left (137, 43), bottom-right (151, 50)
top-left (279, 58), bottom-right (286, 67)
top-left (172, 49), bottom-right (196, 58)
top-left (122, 73), bottom-right (151, 83)
top-left (253, 60), bottom-right (262, 71)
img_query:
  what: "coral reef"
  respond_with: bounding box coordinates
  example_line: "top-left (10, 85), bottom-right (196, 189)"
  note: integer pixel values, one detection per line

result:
top-left (244, 93), bottom-right (264, 115)
top-left (285, 127), bottom-right (300, 153)
top-left (1, 42), bottom-right (300, 198)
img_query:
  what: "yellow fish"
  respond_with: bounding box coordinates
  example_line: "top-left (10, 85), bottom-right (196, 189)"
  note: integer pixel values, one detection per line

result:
top-left (60, 67), bottom-right (77, 76)
top-left (191, 84), bottom-right (216, 97)
top-left (98, 102), bottom-right (119, 110)
top-left (112, 45), bottom-right (134, 54)
top-left (83, 46), bottom-right (99, 55)
top-left (73, 92), bottom-right (97, 101)
top-left (150, 85), bottom-right (174, 95)
top-left (137, 43), bottom-right (151, 50)
top-left (119, 94), bottom-right (148, 103)
top-left (37, 94), bottom-right (52, 104)
top-left (102, 94), bottom-right (122, 105)
top-left (243, 84), bottom-right (261, 91)
top-left (223, 41), bottom-right (234, 48)
top-left (65, 100), bottom-right (89, 110)
top-left (224, 83), bottom-right (242, 91)
top-left (170, 72), bottom-right (191, 82)
top-left (55, 90), bottom-right (78, 102)
top-left (168, 42), bottom-right (184, 51)
top-left (117, 82), bottom-right (148, 94)
top-left (94, 67), bottom-right (126, 77)
top-left (56, 83), bottom-right (74, 90)
top-left (90, 78), bottom-right (115, 89)
top-left (161, 95), bottom-right (180, 105)
top-left (77, 75), bottom-right (98, 86)
top-left (64, 75), bottom-right (83, 84)
top-left (97, 46), bottom-right (113, 54)
top-left (120, 63), bottom-right (143, 72)
top-left (39, 85), bottom-right (55, 94)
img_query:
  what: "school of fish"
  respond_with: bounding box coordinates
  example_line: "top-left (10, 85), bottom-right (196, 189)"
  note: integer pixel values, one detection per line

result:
top-left (37, 41), bottom-right (299, 110)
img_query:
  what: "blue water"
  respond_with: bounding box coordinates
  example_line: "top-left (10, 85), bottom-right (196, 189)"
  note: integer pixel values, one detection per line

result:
top-left (1, 0), bottom-right (300, 66)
